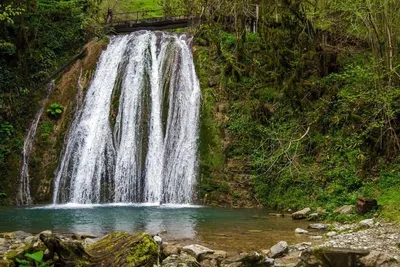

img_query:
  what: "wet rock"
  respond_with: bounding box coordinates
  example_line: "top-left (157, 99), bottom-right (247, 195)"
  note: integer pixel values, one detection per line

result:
top-left (356, 197), bottom-right (378, 215)
top-left (163, 243), bottom-right (182, 257)
top-left (334, 205), bottom-right (354, 214)
top-left (293, 242), bottom-right (312, 251)
top-left (360, 251), bottom-right (399, 267)
top-left (182, 244), bottom-right (214, 261)
top-left (359, 219), bottom-right (374, 228)
top-left (295, 228), bottom-right (308, 234)
top-left (291, 208), bottom-right (311, 219)
top-left (274, 250), bottom-right (301, 267)
top-left (308, 223), bottom-right (327, 230)
top-left (162, 253), bottom-right (200, 267)
top-left (270, 241), bottom-right (288, 258)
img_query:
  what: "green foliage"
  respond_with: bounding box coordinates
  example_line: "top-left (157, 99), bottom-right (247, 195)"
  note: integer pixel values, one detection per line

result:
top-left (47, 103), bottom-right (64, 119)
top-left (16, 251), bottom-right (50, 267)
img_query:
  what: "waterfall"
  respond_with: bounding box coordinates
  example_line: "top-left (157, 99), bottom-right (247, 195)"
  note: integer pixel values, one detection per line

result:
top-left (53, 31), bottom-right (201, 205)
top-left (17, 81), bottom-right (55, 205)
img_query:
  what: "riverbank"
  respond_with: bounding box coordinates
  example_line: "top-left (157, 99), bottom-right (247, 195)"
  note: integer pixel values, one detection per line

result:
top-left (1, 217), bottom-right (399, 266)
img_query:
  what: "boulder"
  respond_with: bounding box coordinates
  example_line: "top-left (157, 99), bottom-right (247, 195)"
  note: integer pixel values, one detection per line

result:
top-left (162, 243), bottom-right (182, 257)
top-left (270, 241), bottom-right (288, 258)
top-left (295, 228), bottom-right (308, 234)
top-left (162, 253), bottom-right (200, 267)
top-left (291, 208), bottom-right (311, 219)
top-left (182, 244), bottom-right (214, 261)
top-left (334, 205), bottom-right (354, 214)
top-left (356, 197), bottom-right (378, 215)
top-left (308, 223), bottom-right (327, 230)
top-left (200, 258), bottom-right (219, 267)
top-left (359, 219), bottom-right (374, 228)
top-left (360, 251), bottom-right (399, 267)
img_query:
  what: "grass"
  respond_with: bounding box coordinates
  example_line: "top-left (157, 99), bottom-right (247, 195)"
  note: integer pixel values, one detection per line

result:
top-left (100, 0), bottom-right (162, 20)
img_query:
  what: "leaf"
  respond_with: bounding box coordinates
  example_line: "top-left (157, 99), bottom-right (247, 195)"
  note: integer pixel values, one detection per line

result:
top-left (15, 258), bottom-right (30, 264)
top-left (25, 251), bottom-right (44, 262)
top-left (55, 108), bottom-right (62, 114)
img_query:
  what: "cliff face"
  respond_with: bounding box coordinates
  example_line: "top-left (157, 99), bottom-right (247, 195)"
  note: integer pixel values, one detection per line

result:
top-left (27, 38), bottom-right (109, 203)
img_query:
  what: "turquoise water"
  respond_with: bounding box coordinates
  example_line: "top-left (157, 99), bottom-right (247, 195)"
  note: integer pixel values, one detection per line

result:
top-left (0, 204), bottom-right (313, 252)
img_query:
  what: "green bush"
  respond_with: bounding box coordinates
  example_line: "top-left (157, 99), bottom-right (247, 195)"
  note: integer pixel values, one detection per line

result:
top-left (47, 103), bottom-right (64, 119)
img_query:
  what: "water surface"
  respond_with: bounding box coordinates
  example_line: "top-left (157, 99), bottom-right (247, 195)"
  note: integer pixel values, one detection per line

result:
top-left (0, 205), bottom-right (315, 253)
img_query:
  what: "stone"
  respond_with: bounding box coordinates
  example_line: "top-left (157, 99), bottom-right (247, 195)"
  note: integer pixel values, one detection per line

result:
top-left (308, 223), bottom-right (327, 230)
top-left (334, 205), bottom-right (354, 214)
top-left (12, 231), bottom-right (32, 240)
top-left (183, 244), bottom-right (214, 261)
top-left (153, 235), bottom-right (163, 245)
top-left (356, 197), bottom-right (378, 215)
top-left (24, 235), bottom-right (37, 244)
top-left (308, 213), bottom-right (320, 221)
top-left (359, 219), bottom-right (374, 228)
top-left (0, 232), bottom-right (15, 239)
top-left (326, 231), bottom-right (337, 237)
top-left (274, 250), bottom-right (301, 267)
top-left (264, 256), bottom-right (274, 266)
top-left (316, 207), bottom-right (326, 213)
top-left (295, 228), bottom-right (308, 234)
top-left (360, 251), bottom-right (399, 267)
top-left (162, 253), bottom-right (200, 267)
top-left (291, 208), bottom-right (311, 219)
top-left (270, 241), bottom-right (288, 258)
top-left (72, 232), bottom-right (97, 240)
top-left (82, 238), bottom-right (96, 248)
top-left (39, 230), bottom-right (52, 236)
top-left (0, 238), bottom-right (6, 246)
top-left (202, 250), bottom-right (228, 261)
top-left (163, 244), bottom-right (182, 257)
top-left (200, 258), bottom-right (218, 267)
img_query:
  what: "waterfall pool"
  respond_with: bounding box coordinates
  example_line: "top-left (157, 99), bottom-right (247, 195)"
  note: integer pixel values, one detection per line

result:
top-left (0, 205), bottom-right (316, 253)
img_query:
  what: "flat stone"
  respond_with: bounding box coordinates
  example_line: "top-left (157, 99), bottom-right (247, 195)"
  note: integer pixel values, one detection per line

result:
top-left (183, 244), bottom-right (214, 260)
top-left (291, 208), bottom-right (311, 219)
top-left (308, 223), bottom-right (327, 230)
top-left (334, 205), bottom-right (354, 214)
top-left (270, 241), bottom-right (288, 258)
top-left (295, 228), bottom-right (308, 234)
top-left (359, 219), bottom-right (374, 228)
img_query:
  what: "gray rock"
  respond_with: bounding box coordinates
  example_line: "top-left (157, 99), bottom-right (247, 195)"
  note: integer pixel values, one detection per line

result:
top-left (0, 238), bottom-right (6, 246)
top-left (72, 232), bottom-right (97, 240)
top-left (308, 223), bottom-right (327, 230)
top-left (39, 230), bottom-right (52, 236)
top-left (202, 250), bottom-right (228, 261)
top-left (270, 241), bottom-right (288, 258)
top-left (334, 205), bottom-right (354, 214)
top-left (308, 213), bottom-right (320, 221)
top-left (359, 219), bottom-right (374, 228)
top-left (264, 256), bottom-right (274, 266)
top-left (291, 208), bottom-right (311, 219)
top-left (295, 228), bottom-right (308, 234)
top-left (163, 244), bottom-right (182, 257)
top-left (162, 253), bottom-right (200, 267)
top-left (183, 244), bottom-right (214, 260)
top-left (82, 238), bottom-right (96, 248)
top-left (24, 235), bottom-right (38, 244)
top-left (12, 231), bottom-right (32, 240)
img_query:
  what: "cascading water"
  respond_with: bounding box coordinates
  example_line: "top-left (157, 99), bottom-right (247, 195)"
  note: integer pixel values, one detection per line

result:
top-left (53, 31), bottom-right (201, 205)
top-left (17, 81), bottom-right (55, 205)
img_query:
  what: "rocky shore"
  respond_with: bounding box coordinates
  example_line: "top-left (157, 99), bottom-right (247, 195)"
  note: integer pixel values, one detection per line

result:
top-left (1, 216), bottom-right (399, 267)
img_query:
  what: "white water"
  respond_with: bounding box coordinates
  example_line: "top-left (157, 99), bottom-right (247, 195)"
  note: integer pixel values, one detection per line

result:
top-left (53, 31), bottom-right (201, 204)
top-left (17, 81), bottom-right (55, 205)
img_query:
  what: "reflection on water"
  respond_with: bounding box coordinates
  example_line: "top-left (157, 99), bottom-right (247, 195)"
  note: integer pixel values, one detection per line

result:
top-left (0, 205), bottom-right (313, 252)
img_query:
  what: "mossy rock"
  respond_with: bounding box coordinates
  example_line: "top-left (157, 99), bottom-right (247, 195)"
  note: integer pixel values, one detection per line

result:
top-left (87, 232), bottom-right (158, 266)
